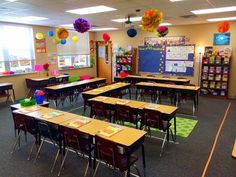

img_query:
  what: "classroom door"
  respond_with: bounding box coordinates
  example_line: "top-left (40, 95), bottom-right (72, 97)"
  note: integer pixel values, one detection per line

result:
top-left (96, 41), bottom-right (112, 83)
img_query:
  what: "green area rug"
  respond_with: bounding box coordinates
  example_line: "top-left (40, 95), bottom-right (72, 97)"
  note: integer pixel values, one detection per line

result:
top-left (124, 117), bottom-right (198, 138)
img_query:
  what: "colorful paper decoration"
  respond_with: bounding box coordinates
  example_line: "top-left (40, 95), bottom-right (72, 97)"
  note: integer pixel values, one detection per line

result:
top-left (52, 69), bottom-right (59, 76)
top-left (217, 22), bottom-right (230, 33)
top-left (73, 18), bottom-right (91, 33)
top-left (119, 70), bottom-right (128, 78)
top-left (60, 39), bottom-right (67, 45)
top-left (48, 30), bottom-right (54, 37)
top-left (127, 28), bottom-right (137, 38)
top-left (35, 33), bottom-right (44, 39)
top-left (157, 26), bottom-right (168, 37)
top-left (141, 9), bottom-right (163, 32)
top-left (34, 64), bottom-right (43, 72)
top-left (102, 33), bottom-right (110, 42)
top-left (71, 36), bottom-right (79, 42)
top-left (56, 28), bottom-right (69, 39)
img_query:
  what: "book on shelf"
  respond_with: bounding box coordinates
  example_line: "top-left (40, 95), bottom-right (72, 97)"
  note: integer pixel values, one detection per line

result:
top-left (203, 66), bottom-right (208, 73)
top-left (222, 75), bottom-right (228, 81)
top-left (223, 67), bottom-right (229, 74)
top-left (216, 82), bottom-right (221, 89)
top-left (209, 81), bottom-right (215, 88)
top-left (209, 66), bottom-right (215, 73)
top-left (223, 57), bottom-right (230, 64)
top-left (220, 91), bottom-right (226, 96)
top-left (203, 57), bottom-right (209, 64)
top-left (215, 56), bottom-right (221, 64)
top-left (209, 56), bottom-right (215, 64)
top-left (215, 74), bottom-right (221, 81)
top-left (221, 83), bottom-right (227, 89)
top-left (208, 74), bottom-right (214, 80)
top-left (202, 73), bottom-right (208, 80)
top-left (215, 67), bottom-right (222, 74)
top-left (202, 81), bottom-right (208, 88)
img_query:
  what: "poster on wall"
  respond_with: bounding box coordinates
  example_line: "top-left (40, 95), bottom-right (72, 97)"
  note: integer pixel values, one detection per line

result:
top-left (48, 53), bottom-right (57, 65)
top-left (213, 33), bottom-right (230, 45)
top-left (19, 60), bottom-right (31, 66)
top-left (144, 36), bottom-right (187, 46)
top-left (35, 38), bottom-right (46, 53)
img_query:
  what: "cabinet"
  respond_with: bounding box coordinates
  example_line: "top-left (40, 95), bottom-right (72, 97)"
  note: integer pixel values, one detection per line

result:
top-left (115, 49), bottom-right (136, 76)
top-left (200, 54), bottom-right (231, 98)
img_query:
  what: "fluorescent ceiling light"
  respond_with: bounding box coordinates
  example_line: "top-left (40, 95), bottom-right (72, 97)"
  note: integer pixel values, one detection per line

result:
top-left (159, 23), bottom-right (172, 26)
top-left (90, 27), bottom-right (118, 31)
top-left (207, 16), bottom-right (236, 22)
top-left (169, 0), bottom-right (184, 2)
top-left (66, 5), bottom-right (116, 15)
top-left (19, 16), bottom-right (48, 21)
top-left (60, 24), bottom-right (73, 28)
top-left (112, 17), bottom-right (142, 23)
top-left (5, 0), bottom-right (18, 2)
top-left (191, 6), bottom-right (236, 15)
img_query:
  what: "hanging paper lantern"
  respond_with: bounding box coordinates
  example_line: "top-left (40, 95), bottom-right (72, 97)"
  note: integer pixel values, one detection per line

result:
top-left (53, 38), bottom-right (60, 44)
top-left (60, 39), bottom-right (67, 45)
top-left (102, 33), bottom-right (110, 42)
top-left (73, 18), bottom-right (91, 33)
top-left (217, 21), bottom-right (230, 33)
top-left (141, 9), bottom-right (163, 32)
top-left (119, 71), bottom-right (128, 78)
top-left (48, 30), bottom-right (54, 37)
top-left (35, 32), bottom-right (44, 39)
top-left (157, 26), bottom-right (168, 37)
top-left (71, 36), bottom-right (79, 42)
top-left (127, 28), bottom-right (137, 38)
top-left (57, 28), bottom-right (69, 39)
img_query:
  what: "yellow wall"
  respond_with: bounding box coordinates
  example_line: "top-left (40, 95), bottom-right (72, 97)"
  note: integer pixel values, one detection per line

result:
top-left (94, 22), bottom-right (236, 98)
top-left (0, 25), bottom-right (96, 100)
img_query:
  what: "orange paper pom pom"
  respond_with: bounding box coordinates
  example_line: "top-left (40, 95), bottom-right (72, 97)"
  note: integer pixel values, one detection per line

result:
top-left (217, 22), bottom-right (230, 33)
top-left (57, 28), bottom-right (69, 39)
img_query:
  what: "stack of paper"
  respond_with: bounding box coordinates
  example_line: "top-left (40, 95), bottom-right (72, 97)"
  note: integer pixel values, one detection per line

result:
top-left (42, 111), bottom-right (63, 119)
top-left (97, 125), bottom-right (123, 137)
top-left (68, 118), bottom-right (91, 128)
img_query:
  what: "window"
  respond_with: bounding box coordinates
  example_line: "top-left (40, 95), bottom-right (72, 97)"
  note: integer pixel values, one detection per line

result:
top-left (57, 30), bottom-right (90, 70)
top-left (0, 23), bottom-right (35, 74)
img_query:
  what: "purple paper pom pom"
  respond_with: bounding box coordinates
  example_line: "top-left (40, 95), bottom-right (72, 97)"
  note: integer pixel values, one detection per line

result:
top-left (73, 18), bottom-right (91, 33)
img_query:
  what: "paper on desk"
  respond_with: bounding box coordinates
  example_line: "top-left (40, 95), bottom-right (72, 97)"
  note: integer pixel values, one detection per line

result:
top-left (42, 111), bottom-right (63, 119)
top-left (18, 106), bottom-right (41, 113)
top-left (68, 117), bottom-right (91, 128)
top-left (97, 124), bottom-right (123, 137)
top-left (145, 103), bottom-right (160, 110)
top-left (116, 100), bottom-right (130, 105)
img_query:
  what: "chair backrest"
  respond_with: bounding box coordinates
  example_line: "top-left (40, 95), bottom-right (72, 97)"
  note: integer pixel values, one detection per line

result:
top-left (90, 101), bottom-right (106, 118)
top-left (142, 109), bottom-right (164, 130)
top-left (62, 126), bottom-right (91, 154)
top-left (116, 104), bottom-right (134, 123)
top-left (80, 74), bottom-right (92, 80)
top-left (47, 77), bottom-right (57, 85)
top-left (25, 78), bottom-right (34, 88)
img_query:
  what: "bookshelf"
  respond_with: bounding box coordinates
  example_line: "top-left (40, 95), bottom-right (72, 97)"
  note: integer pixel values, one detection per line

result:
top-left (115, 49), bottom-right (136, 76)
top-left (200, 53), bottom-right (231, 98)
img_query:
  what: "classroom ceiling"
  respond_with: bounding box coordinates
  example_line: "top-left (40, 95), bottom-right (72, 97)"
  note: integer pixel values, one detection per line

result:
top-left (0, 0), bottom-right (236, 30)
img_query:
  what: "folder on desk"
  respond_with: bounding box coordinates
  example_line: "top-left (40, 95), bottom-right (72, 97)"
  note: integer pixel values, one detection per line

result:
top-left (97, 125), bottom-right (123, 137)
top-left (68, 118), bottom-right (91, 128)
top-left (116, 100), bottom-right (130, 105)
top-left (42, 111), bottom-right (63, 119)
top-left (19, 106), bottom-right (41, 113)
top-left (145, 103), bottom-right (160, 110)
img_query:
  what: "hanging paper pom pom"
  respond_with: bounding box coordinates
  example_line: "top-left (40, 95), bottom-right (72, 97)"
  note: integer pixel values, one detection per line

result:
top-left (60, 39), bottom-right (67, 45)
top-left (71, 36), bottom-right (79, 42)
top-left (141, 9), bottom-right (163, 32)
top-left (73, 18), bottom-right (91, 33)
top-left (127, 28), bottom-right (137, 38)
top-left (217, 21), bottom-right (230, 33)
top-left (36, 32), bottom-right (44, 39)
top-left (102, 33), bottom-right (110, 42)
top-left (57, 28), bottom-right (69, 39)
top-left (119, 71), bottom-right (128, 78)
top-left (48, 30), bottom-right (54, 37)
top-left (157, 26), bottom-right (168, 37)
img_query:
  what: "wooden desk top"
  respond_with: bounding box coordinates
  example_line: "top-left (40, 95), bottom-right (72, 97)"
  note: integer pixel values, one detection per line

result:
top-left (29, 75), bottom-right (69, 81)
top-left (136, 82), bottom-right (200, 91)
top-left (232, 140), bottom-right (236, 159)
top-left (115, 75), bottom-right (190, 83)
top-left (0, 83), bottom-right (13, 87)
top-left (10, 101), bottom-right (49, 110)
top-left (83, 82), bottom-right (130, 96)
top-left (89, 96), bottom-right (177, 115)
top-left (45, 78), bottom-right (106, 90)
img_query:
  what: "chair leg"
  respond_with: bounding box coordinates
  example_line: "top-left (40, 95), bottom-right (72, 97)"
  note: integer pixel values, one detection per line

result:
top-left (160, 132), bottom-right (167, 157)
top-left (84, 161), bottom-right (89, 177)
top-left (133, 164), bottom-right (141, 177)
top-left (92, 162), bottom-right (100, 177)
top-left (11, 131), bottom-right (22, 154)
top-left (51, 148), bottom-right (60, 173)
top-left (34, 138), bottom-right (45, 163)
top-left (58, 149), bottom-right (69, 176)
top-left (27, 140), bottom-right (36, 160)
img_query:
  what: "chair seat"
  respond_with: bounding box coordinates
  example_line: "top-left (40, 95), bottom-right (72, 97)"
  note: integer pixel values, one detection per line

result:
top-left (117, 154), bottom-right (138, 171)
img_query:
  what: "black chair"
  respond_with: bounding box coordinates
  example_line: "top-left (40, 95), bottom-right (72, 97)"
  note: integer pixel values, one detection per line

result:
top-left (141, 109), bottom-right (174, 156)
top-left (90, 101), bottom-right (109, 121)
top-left (34, 121), bottom-right (63, 173)
top-left (11, 112), bottom-right (38, 160)
top-left (93, 135), bottom-right (140, 177)
top-left (47, 77), bottom-right (57, 87)
top-left (58, 126), bottom-right (94, 176)
top-left (139, 81), bottom-right (157, 103)
top-left (157, 82), bottom-right (176, 105)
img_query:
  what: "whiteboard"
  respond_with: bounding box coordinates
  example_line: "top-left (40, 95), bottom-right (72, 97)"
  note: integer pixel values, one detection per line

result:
top-left (57, 30), bottom-right (89, 55)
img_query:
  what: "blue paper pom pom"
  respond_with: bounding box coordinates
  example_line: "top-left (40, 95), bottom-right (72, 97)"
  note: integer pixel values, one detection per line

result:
top-left (127, 28), bottom-right (137, 38)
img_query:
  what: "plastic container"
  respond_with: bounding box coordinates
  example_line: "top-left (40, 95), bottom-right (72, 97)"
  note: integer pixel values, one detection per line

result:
top-left (35, 95), bottom-right (44, 104)
top-left (19, 99), bottom-right (36, 107)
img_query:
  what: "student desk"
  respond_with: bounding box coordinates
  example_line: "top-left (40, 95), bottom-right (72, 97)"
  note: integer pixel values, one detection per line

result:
top-left (114, 75), bottom-right (190, 85)
top-left (232, 140), bottom-right (236, 159)
top-left (89, 96), bottom-right (178, 140)
top-left (13, 105), bottom-right (146, 177)
top-left (82, 82), bottom-right (131, 112)
top-left (28, 75), bottom-right (69, 82)
top-left (10, 101), bottom-right (50, 111)
top-left (0, 83), bottom-right (15, 103)
top-left (45, 78), bottom-right (106, 106)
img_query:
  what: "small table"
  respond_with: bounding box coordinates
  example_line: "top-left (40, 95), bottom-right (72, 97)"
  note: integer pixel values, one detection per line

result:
top-left (0, 83), bottom-right (15, 103)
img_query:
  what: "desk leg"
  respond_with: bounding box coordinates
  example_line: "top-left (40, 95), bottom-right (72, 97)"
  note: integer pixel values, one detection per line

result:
top-left (142, 144), bottom-right (146, 168)
top-left (135, 89), bottom-right (138, 100)
top-left (127, 155), bottom-right (130, 177)
top-left (174, 115), bottom-right (177, 141)
top-left (129, 88), bottom-right (131, 99)
top-left (83, 99), bottom-right (87, 115)
top-left (11, 89), bottom-right (15, 103)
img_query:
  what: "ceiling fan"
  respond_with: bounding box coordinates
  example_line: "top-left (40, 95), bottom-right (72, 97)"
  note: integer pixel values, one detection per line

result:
top-left (123, 14), bottom-right (137, 28)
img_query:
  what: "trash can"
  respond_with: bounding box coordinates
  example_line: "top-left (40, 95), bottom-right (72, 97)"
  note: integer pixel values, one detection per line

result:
top-left (35, 95), bottom-right (44, 104)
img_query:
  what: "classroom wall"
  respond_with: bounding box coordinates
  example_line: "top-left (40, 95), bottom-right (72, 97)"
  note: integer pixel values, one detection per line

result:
top-left (94, 22), bottom-right (236, 99)
top-left (0, 25), bottom-right (96, 100)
